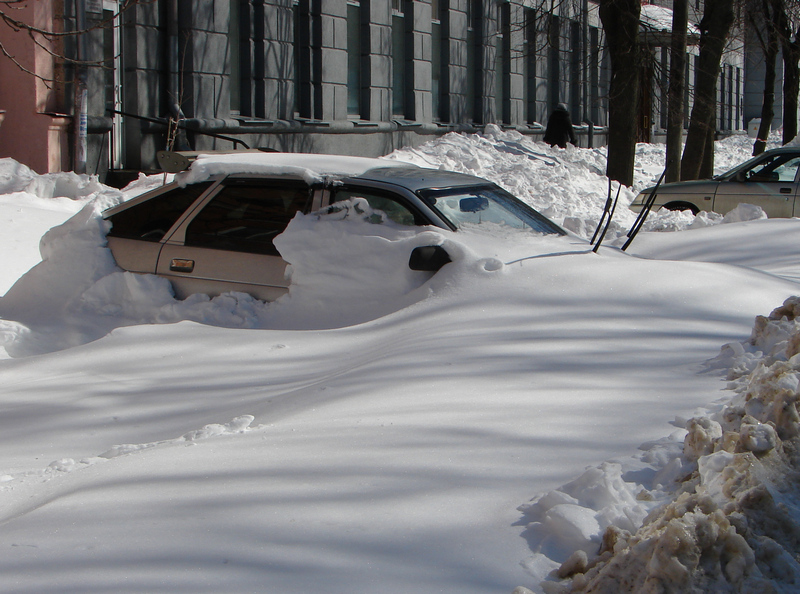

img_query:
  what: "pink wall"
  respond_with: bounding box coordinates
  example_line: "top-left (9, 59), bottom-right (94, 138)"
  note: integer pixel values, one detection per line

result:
top-left (0, 1), bottom-right (71, 173)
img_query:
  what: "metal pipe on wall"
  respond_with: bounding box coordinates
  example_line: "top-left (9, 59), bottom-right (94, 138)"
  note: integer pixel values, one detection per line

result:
top-left (73, 0), bottom-right (88, 173)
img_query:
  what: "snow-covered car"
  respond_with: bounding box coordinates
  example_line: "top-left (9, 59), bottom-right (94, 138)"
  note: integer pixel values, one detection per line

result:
top-left (631, 147), bottom-right (800, 216)
top-left (103, 151), bottom-right (565, 301)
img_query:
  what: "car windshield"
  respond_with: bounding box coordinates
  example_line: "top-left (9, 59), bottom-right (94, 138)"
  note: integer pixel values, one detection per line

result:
top-left (418, 185), bottom-right (565, 235)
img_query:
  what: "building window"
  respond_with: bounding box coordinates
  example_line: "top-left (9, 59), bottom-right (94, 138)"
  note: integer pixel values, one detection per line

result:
top-left (684, 54), bottom-right (691, 128)
top-left (495, 2), bottom-right (510, 124)
top-left (347, 1), bottom-right (362, 117)
top-left (736, 67), bottom-right (742, 129)
top-left (548, 15), bottom-right (560, 110)
top-left (727, 64), bottom-right (734, 130)
top-left (523, 9), bottom-right (535, 124)
top-left (589, 25), bottom-right (599, 124)
top-left (467, 0), bottom-right (481, 122)
top-left (659, 46), bottom-right (668, 130)
top-left (569, 20), bottom-right (580, 122)
top-left (294, 1), bottom-right (315, 119)
top-left (432, 0), bottom-right (442, 121)
top-left (230, 0), bottom-right (241, 114)
top-left (392, 2), bottom-right (405, 116)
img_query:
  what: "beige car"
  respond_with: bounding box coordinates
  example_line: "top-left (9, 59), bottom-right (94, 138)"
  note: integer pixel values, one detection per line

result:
top-left (103, 152), bottom-right (565, 301)
top-left (631, 147), bottom-right (800, 217)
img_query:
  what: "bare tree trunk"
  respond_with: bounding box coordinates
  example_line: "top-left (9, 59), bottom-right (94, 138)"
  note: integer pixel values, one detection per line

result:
top-left (680, 0), bottom-right (734, 180)
top-left (666, 0), bottom-right (688, 182)
top-left (778, 8), bottom-right (800, 144)
top-left (783, 48), bottom-right (800, 144)
top-left (598, 0), bottom-right (641, 187)
top-left (752, 0), bottom-right (780, 156)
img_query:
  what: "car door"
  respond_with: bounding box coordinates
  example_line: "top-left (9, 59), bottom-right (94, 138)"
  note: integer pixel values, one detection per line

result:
top-left (157, 177), bottom-right (315, 301)
top-left (713, 154), bottom-right (800, 218)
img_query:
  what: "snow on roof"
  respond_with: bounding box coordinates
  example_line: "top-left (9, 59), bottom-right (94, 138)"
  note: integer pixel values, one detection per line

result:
top-left (175, 152), bottom-right (421, 186)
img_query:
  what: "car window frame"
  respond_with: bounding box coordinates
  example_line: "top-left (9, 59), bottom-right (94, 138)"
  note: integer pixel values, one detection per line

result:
top-left (175, 178), bottom-right (314, 256)
top-left (104, 178), bottom-right (223, 243)
top-left (163, 174), bottom-right (319, 246)
top-left (739, 153), bottom-right (800, 184)
top-left (327, 184), bottom-right (432, 227)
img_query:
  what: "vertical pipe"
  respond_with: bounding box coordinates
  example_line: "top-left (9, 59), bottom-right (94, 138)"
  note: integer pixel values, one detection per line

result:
top-left (74, 0), bottom-right (88, 173)
top-left (168, 0), bottom-right (180, 112)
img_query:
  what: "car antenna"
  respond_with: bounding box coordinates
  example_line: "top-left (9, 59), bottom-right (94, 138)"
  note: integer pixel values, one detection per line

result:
top-left (591, 178), bottom-right (622, 253)
top-left (621, 162), bottom-right (669, 251)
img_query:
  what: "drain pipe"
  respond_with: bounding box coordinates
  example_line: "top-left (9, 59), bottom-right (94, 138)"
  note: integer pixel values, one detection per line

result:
top-left (167, 0), bottom-right (181, 115)
top-left (73, 0), bottom-right (88, 173)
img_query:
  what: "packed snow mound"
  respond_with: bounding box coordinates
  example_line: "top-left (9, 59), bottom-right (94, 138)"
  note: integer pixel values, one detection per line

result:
top-left (1, 193), bottom-right (547, 356)
top-left (519, 297), bottom-right (800, 593)
top-left (0, 157), bottom-right (106, 199)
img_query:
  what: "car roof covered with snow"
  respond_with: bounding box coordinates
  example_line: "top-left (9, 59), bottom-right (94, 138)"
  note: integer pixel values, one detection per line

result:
top-left (163, 150), bottom-right (496, 195)
top-left (169, 151), bottom-right (422, 186)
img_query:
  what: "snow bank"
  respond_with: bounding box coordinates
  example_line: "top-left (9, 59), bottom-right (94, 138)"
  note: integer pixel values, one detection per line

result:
top-left (517, 297), bottom-right (800, 593)
top-left (0, 128), bottom-right (775, 357)
top-left (0, 157), bottom-right (106, 198)
top-left (387, 125), bottom-right (773, 243)
top-left (1, 193), bottom-right (534, 356)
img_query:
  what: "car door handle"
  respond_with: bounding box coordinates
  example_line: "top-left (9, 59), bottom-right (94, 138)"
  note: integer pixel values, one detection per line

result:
top-left (169, 258), bottom-right (195, 273)
top-left (780, 187), bottom-right (792, 193)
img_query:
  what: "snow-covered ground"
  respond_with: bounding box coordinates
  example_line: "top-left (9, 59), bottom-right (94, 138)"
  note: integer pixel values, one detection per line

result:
top-left (1, 129), bottom-right (799, 593)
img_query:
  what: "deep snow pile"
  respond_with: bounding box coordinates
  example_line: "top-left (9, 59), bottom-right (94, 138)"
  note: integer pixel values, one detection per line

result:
top-left (0, 131), bottom-right (795, 594)
top-left (3, 129), bottom-right (769, 357)
top-left (516, 299), bottom-right (800, 593)
top-left (387, 126), bottom-right (774, 240)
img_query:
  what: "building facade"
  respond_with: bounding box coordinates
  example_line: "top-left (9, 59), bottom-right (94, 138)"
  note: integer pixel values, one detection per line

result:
top-left (0, 0), bottom-right (749, 183)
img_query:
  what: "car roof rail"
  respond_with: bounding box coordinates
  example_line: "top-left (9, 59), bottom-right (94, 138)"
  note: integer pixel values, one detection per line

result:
top-left (156, 148), bottom-right (279, 173)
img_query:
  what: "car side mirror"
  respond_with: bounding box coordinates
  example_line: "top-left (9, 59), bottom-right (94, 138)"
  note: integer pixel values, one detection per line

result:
top-left (733, 171), bottom-right (748, 182)
top-left (409, 245), bottom-right (451, 272)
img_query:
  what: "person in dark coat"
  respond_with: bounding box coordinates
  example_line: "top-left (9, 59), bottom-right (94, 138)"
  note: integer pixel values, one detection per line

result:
top-left (543, 103), bottom-right (577, 148)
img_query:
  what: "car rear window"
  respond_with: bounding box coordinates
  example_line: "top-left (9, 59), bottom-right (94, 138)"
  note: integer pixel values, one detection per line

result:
top-left (107, 182), bottom-right (213, 242)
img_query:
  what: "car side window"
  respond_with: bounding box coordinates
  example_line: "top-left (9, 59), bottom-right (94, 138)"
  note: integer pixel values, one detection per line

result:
top-left (331, 187), bottom-right (421, 226)
top-left (107, 182), bottom-right (213, 242)
top-left (184, 180), bottom-right (311, 255)
top-left (745, 155), bottom-right (800, 183)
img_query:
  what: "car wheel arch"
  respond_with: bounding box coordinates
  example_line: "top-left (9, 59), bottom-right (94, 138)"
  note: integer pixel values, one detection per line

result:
top-left (661, 200), bottom-right (700, 215)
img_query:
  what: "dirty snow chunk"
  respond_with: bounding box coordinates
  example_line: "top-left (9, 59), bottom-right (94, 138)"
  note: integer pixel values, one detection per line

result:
top-left (536, 298), bottom-right (800, 594)
top-left (557, 550), bottom-right (589, 579)
top-left (697, 450), bottom-right (737, 502)
top-left (739, 420), bottom-right (779, 453)
top-left (683, 417), bottom-right (723, 461)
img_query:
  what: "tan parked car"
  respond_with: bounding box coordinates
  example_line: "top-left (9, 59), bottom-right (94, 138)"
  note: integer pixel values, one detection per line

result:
top-left (103, 152), bottom-right (565, 301)
top-left (631, 147), bottom-right (800, 217)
